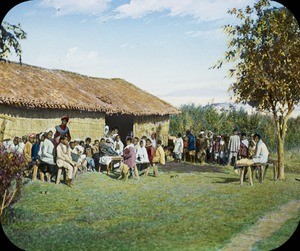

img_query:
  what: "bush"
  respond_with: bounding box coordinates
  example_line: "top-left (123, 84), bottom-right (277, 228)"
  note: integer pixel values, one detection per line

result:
top-left (0, 145), bottom-right (28, 217)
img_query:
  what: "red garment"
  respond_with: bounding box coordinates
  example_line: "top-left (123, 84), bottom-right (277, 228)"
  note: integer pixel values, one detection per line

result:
top-left (183, 139), bottom-right (188, 149)
top-left (213, 141), bottom-right (220, 153)
top-left (123, 145), bottom-right (136, 168)
top-left (60, 124), bottom-right (67, 130)
top-left (239, 142), bottom-right (248, 158)
top-left (146, 145), bottom-right (155, 165)
top-left (54, 124), bottom-right (71, 147)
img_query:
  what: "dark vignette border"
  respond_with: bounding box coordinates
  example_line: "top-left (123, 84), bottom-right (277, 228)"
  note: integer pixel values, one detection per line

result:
top-left (0, 1), bottom-right (299, 250)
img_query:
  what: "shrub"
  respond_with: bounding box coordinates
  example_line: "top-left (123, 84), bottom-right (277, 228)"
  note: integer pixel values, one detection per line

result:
top-left (0, 145), bottom-right (28, 217)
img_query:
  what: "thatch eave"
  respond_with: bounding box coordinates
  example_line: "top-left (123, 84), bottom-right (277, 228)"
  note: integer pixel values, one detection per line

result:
top-left (0, 61), bottom-right (181, 116)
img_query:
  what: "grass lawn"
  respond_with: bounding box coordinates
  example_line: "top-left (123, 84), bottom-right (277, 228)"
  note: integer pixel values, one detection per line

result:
top-left (1, 160), bottom-right (300, 251)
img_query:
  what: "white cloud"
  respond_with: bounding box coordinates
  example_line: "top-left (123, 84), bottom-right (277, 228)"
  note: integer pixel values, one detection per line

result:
top-left (115, 0), bottom-right (256, 21)
top-left (41, 0), bottom-right (111, 16)
top-left (40, 0), bottom-right (257, 21)
top-left (60, 47), bottom-right (98, 70)
top-left (42, 47), bottom-right (123, 78)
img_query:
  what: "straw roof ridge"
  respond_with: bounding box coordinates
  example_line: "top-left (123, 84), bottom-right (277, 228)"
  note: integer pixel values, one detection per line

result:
top-left (0, 61), bottom-right (181, 115)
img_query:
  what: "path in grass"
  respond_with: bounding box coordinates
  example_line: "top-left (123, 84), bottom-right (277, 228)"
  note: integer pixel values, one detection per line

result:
top-left (221, 199), bottom-right (300, 251)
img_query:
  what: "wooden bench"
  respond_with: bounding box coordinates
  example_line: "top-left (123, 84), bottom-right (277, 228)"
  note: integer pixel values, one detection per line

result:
top-left (38, 161), bottom-right (58, 182)
top-left (104, 156), bottom-right (123, 174)
top-left (236, 158), bottom-right (278, 186)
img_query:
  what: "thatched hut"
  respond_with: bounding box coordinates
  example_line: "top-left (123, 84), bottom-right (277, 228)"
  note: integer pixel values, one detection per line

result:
top-left (0, 62), bottom-right (180, 144)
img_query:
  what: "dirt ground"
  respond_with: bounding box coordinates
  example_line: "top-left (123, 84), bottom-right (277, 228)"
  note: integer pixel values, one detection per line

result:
top-left (221, 200), bottom-right (300, 251)
top-left (161, 160), bottom-right (227, 174)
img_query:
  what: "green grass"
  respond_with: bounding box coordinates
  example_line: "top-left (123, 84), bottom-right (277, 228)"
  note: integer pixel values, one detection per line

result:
top-left (1, 162), bottom-right (300, 251)
top-left (252, 216), bottom-right (299, 251)
top-left (284, 149), bottom-right (300, 174)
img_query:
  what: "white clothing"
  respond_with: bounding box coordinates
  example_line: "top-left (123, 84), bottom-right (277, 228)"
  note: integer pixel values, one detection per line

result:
top-left (228, 135), bottom-right (241, 152)
top-left (173, 137), bottom-right (183, 154)
top-left (56, 143), bottom-right (75, 179)
top-left (8, 143), bottom-right (22, 154)
top-left (18, 142), bottom-right (25, 153)
top-left (150, 139), bottom-right (157, 149)
top-left (241, 139), bottom-right (249, 148)
top-left (207, 133), bottom-right (214, 153)
top-left (252, 140), bottom-right (269, 164)
top-left (38, 141), bottom-right (44, 158)
top-left (75, 145), bottom-right (84, 154)
top-left (113, 140), bottom-right (124, 155)
top-left (56, 143), bottom-right (73, 166)
top-left (228, 134), bottom-right (241, 165)
top-left (41, 138), bottom-right (55, 165)
top-left (134, 144), bottom-right (140, 154)
top-left (99, 156), bottom-right (112, 165)
top-left (136, 146), bottom-right (149, 163)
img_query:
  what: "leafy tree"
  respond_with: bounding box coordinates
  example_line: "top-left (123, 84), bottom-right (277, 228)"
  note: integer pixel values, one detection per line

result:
top-left (212, 0), bottom-right (300, 179)
top-left (0, 21), bottom-right (27, 64)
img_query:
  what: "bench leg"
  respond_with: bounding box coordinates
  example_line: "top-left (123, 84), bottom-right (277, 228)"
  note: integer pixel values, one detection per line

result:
top-left (248, 166), bottom-right (253, 186)
top-left (262, 164), bottom-right (268, 183)
top-left (240, 167), bottom-right (245, 186)
top-left (258, 165), bottom-right (262, 183)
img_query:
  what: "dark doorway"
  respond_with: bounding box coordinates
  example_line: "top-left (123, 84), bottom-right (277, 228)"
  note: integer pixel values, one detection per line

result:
top-left (105, 114), bottom-right (134, 142)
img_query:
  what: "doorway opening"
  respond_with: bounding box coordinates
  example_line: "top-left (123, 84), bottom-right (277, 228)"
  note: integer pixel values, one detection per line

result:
top-left (105, 114), bottom-right (134, 142)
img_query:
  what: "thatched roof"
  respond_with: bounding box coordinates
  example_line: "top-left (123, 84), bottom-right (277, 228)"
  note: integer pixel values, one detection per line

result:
top-left (0, 62), bottom-right (180, 116)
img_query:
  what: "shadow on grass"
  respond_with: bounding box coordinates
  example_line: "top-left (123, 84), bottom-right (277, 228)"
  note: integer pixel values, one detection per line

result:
top-left (211, 176), bottom-right (241, 184)
top-left (105, 172), bottom-right (120, 180)
top-left (161, 161), bottom-right (228, 174)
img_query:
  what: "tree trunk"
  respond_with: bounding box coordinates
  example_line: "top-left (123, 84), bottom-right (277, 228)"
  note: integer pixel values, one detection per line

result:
top-left (273, 111), bottom-right (288, 181)
top-left (277, 135), bottom-right (285, 180)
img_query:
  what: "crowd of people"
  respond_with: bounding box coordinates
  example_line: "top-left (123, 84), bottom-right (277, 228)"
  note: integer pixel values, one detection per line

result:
top-left (1, 113), bottom-right (270, 187)
top-left (173, 128), bottom-right (269, 170)
top-left (0, 115), bottom-right (166, 187)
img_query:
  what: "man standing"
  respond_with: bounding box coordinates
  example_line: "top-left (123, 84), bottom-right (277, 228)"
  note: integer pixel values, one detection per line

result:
top-left (227, 128), bottom-right (240, 166)
top-left (54, 115), bottom-right (71, 148)
top-left (197, 132), bottom-right (208, 164)
top-left (186, 129), bottom-right (196, 162)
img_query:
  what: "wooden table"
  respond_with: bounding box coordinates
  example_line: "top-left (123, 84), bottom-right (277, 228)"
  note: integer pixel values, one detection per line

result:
top-left (103, 156), bottom-right (123, 174)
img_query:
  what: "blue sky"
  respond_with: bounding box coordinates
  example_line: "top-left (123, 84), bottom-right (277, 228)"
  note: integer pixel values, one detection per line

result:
top-left (3, 0), bottom-right (286, 108)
